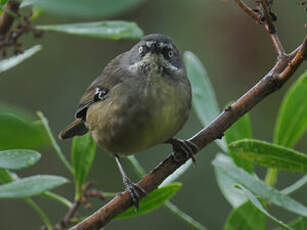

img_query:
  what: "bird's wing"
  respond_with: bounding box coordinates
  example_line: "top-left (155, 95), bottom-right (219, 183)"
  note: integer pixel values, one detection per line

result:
top-left (75, 54), bottom-right (125, 120)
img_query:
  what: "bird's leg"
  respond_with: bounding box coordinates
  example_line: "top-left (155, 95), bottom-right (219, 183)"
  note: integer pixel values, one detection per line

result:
top-left (114, 154), bottom-right (147, 209)
top-left (166, 137), bottom-right (199, 163)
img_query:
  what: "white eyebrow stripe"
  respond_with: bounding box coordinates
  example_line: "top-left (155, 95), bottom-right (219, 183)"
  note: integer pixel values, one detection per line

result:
top-left (146, 41), bottom-right (155, 48)
top-left (144, 40), bottom-right (173, 49)
top-left (128, 52), bottom-right (182, 75)
top-left (158, 42), bottom-right (172, 49)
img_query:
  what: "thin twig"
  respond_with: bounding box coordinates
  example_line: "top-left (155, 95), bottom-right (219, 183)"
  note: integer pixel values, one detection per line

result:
top-left (259, 0), bottom-right (286, 56)
top-left (69, 37), bottom-right (307, 230)
top-left (269, 33), bottom-right (286, 57)
top-left (0, 0), bottom-right (20, 38)
top-left (235, 0), bottom-right (286, 57)
top-left (259, 0), bottom-right (275, 33)
top-left (63, 201), bottom-right (82, 226)
top-left (55, 182), bottom-right (107, 229)
top-left (234, 0), bottom-right (261, 21)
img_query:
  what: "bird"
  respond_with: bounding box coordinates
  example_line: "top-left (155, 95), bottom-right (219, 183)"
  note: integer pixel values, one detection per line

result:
top-left (58, 34), bottom-right (198, 208)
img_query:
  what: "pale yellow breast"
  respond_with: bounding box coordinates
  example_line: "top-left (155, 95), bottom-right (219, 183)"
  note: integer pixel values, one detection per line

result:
top-left (86, 73), bottom-right (191, 155)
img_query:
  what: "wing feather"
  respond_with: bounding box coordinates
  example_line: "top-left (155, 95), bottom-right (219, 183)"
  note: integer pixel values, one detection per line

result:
top-left (75, 54), bottom-right (125, 120)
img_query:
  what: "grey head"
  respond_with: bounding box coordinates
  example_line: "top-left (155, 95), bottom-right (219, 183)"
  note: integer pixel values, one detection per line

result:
top-left (123, 34), bottom-right (185, 77)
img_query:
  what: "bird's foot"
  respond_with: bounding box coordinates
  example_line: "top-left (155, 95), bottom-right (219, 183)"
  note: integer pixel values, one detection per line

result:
top-left (167, 137), bottom-right (199, 164)
top-left (123, 176), bottom-right (147, 209)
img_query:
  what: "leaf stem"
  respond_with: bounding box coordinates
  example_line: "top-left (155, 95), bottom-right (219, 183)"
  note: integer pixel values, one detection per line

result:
top-left (25, 198), bottom-right (53, 230)
top-left (102, 192), bottom-right (117, 198)
top-left (37, 111), bottom-right (74, 174)
top-left (165, 201), bottom-right (207, 230)
top-left (127, 156), bottom-right (145, 177)
top-left (281, 175), bottom-right (307, 195)
top-left (265, 168), bottom-right (278, 186)
top-left (42, 191), bottom-right (73, 208)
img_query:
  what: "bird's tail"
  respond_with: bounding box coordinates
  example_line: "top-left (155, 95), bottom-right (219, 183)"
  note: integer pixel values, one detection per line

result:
top-left (58, 119), bottom-right (88, 140)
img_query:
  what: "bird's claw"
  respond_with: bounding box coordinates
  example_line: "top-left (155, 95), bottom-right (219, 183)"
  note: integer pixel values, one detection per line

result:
top-left (123, 177), bottom-right (147, 209)
top-left (169, 138), bottom-right (199, 164)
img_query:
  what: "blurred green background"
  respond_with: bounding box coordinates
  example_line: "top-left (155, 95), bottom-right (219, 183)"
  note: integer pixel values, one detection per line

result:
top-left (0, 0), bottom-right (306, 229)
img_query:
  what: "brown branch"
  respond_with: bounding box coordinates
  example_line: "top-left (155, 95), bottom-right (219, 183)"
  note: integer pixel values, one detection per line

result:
top-left (0, 0), bottom-right (20, 38)
top-left (279, 37), bottom-right (307, 81)
top-left (69, 34), bottom-right (307, 230)
top-left (289, 41), bottom-right (306, 60)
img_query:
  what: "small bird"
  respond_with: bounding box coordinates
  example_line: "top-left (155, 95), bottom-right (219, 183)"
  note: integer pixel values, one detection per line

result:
top-left (59, 34), bottom-right (198, 208)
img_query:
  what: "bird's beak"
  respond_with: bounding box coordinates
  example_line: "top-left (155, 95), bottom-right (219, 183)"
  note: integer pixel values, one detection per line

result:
top-left (146, 41), bottom-right (160, 54)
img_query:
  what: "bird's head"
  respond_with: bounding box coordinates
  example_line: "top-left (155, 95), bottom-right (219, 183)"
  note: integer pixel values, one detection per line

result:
top-left (126, 34), bottom-right (185, 76)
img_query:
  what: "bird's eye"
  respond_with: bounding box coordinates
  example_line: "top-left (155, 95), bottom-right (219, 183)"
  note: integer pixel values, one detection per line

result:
top-left (168, 50), bottom-right (173, 58)
top-left (138, 46), bottom-right (144, 54)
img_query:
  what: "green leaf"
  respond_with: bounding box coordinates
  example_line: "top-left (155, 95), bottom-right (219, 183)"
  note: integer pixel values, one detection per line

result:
top-left (273, 217), bottom-right (307, 230)
top-left (274, 71), bottom-right (307, 147)
top-left (235, 184), bottom-right (293, 230)
top-left (183, 51), bottom-right (226, 152)
top-left (0, 45), bottom-right (42, 75)
top-left (224, 201), bottom-right (266, 230)
top-left (0, 167), bottom-right (54, 228)
top-left (116, 183), bottom-right (182, 219)
top-left (72, 133), bottom-right (96, 200)
top-left (212, 154), bottom-right (307, 217)
top-left (160, 159), bottom-right (193, 187)
top-left (282, 175), bottom-right (307, 195)
top-left (215, 164), bottom-right (247, 208)
top-left (0, 0), bottom-right (7, 7)
top-left (0, 168), bottom-right (14, 183)
top-left (0, 168), bottom-right (72, 208)
top-left (184, 51), bottom-right (244, 207)
top-left (0, 149), bottom-right (40, 169)
top-left (225, 113), bottom-right (253, 173)
top-left (36, 21), bottom-right (143, 40)
top-left (34, 0), bottom-right (145, 18)
top-left (0, 105), bottom-right (49, 150)
top-left (287, 217), bottom-right (307, 230)
top-left (0, 175), bottom-right (68, 198)
top-left (229, 139), bottom-right (307, 173)
top-left (225, 114), bottom-right (252, 144)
